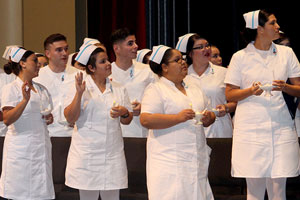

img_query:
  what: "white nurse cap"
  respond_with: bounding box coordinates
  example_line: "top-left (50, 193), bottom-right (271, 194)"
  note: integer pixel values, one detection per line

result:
top-left (79, 38), bottom-right (101, 51)
top-left (10, 47), bottom-right (27, 63)
top-left (149, 45), bottom-right (171, 64)
top-left (176, 33), bottom-right (195, 53)
top-left (75, 44), bottom-right (98, 65)
top-left (2, 45), bottom-right (20, 60)
top-left (243, 10), bottom-right (260, 29)
top-left (136, 49), bottom-right (151, 63)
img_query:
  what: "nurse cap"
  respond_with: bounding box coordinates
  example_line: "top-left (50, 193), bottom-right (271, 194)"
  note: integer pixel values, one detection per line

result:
top-left (2, 45), bottom-right (20, 61)
top-left (79, 37), bottom-right (101, 51)
top-left (136, 49), bottom-right (151, 63)
top-left (176, 33), bottom-right (195, 53)
top-left (243, 10), bottom-right (260, 29)
top-left (75, 44), bottom-right (98, 65)
top-left (149, 45), bottom-right (171, 64)
top-left (9, 47), bottom-right (27, 63)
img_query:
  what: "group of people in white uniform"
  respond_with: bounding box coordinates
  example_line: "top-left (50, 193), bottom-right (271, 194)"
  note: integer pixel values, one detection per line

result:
top-left (0, 8), bottom-right (299, 200)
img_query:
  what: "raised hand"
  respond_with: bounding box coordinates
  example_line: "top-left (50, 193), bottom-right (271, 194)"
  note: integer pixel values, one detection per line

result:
top-left (22, 81), bottom-right (31, 102)
top-left (75, 72), bottom-right (86, 94)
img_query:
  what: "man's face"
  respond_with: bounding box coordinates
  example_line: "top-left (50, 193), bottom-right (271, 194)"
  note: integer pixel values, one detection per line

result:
top-left (114, 35), bottom-right (138, 60)
top-left (45, 40), bottom-right (69, 67)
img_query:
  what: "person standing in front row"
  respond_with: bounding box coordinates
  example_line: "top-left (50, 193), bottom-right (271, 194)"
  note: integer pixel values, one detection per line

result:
top-left (176, 33), bottom-right (236, 138)
top-left (140, 45), bottom-right (215, 200)
top-left (0, 47), bottom-right (55, 199)
top-left (64, 44), bottom-right (133, 200)
top-left (34, 33), bottom-right (80, 137)
top-left (225, 9), bottom-right (300, 200)
top-left (110, 28), bottom-right (157, 138)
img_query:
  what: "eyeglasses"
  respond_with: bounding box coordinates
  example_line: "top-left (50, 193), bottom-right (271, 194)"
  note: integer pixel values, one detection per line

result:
top-left (168, 57), bottom-right (186, 64)
top-left (192, 43), bottom-right (211, 50)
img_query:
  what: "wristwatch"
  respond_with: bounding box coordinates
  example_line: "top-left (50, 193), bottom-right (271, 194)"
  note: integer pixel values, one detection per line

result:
top-left (121, 111), bottom-right (130, 118)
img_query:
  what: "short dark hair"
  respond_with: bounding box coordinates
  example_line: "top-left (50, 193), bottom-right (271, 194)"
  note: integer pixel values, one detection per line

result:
top-left (44, 33), bottom-right (67, 50)
top-left (85, 47), bottom-right (105, 75)
top-left (4, 49), bottom-right (34, 76)
top-left (242, 9), bottom-right (274, 44)
top-left (185, 34), bottom-right (207, 66)
top-left (111, 28), bottom-right (135, 45)
top-left (149, 49), bottom-right (173, 77)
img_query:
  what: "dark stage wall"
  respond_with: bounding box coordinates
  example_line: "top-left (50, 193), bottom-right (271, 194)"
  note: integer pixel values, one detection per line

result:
top-left (87, 0), bottom-right (299, 67)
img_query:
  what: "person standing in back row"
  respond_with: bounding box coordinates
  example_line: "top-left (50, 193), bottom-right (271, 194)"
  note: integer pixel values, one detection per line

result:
top-left (110, 28), bottom-right (157, 138)
top-left (34, 33), bottom-right (80, 137)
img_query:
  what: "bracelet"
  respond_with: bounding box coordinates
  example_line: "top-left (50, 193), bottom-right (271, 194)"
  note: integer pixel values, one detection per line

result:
top-left (224, 104), bottom-right (229, 113)
top-left (121, 111), bottom-right (130, 118)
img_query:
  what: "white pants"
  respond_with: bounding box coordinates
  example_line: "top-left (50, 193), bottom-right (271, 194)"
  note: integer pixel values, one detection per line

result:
top-left (79, 189), bottom-right (120, 200)
top-left (246, 178), bottom-right (286, 200)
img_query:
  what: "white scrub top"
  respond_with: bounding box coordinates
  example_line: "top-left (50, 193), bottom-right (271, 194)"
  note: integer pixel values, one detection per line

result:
top-left (225, 42), bottom-right (300, 178)
top-left (0, 77), bottom-right (55, 199)
top-left (185, 62), bottom-right (233, 138)
top-left (110, 60), bottom-right (156, 138)
top-left (65, 76), bottom-right (132, 190)
top-left (141, 77), bottom-right (214, 200)
top-left (34, 65), bottom-right (80, 137)
top-left (0, 69), bottom-right (16, 136)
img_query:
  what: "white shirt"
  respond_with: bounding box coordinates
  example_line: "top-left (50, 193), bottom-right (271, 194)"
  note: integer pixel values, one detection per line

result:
top-left (64, 76), bottom-right (132, 190)
top-left (224, 42), bottom-right (300, 178)
top-left (0, 77), bottom-right (54, 199)
top-left (185, 62), bottom-right (233, 138)
top-left (0, 69), bottom-right (16, 136)
top-left (141, 77), bottom-right (213, 200)
top-left (34, 65), bottom-right (80, 137)
top-left (110, 60), bottom-right (157, 138)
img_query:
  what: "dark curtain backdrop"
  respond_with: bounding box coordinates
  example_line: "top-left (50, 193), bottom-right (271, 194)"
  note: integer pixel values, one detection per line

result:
top-left (87, 0), bottom-right (300, 66)
top-left (88, 0), bottom-right (147, 61)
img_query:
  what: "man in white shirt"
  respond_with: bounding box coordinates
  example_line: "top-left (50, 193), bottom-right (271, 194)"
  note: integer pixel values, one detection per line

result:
top-left (34, 33), bottom-right (79, 137)
top-left (110, 28), bottom-right (156, 138)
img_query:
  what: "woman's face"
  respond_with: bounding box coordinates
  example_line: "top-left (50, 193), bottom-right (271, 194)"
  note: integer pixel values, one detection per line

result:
top-left (261, 14), bottom-right (280, 41)
top-left (163, 49), bottom-right (188, 81)
top-left (90, 52), bottom-right (111, 78)
top-left (190, 39), bottom-right (211, 64)
top-left (23, 54), bottom-right (40, 78)
top-left (37, 56), bottom-right (48, 67)
top-left (210, 46), bottom-right (222, 66)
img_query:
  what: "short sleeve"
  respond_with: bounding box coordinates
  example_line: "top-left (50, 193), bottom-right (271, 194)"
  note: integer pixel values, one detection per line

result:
top-left (224, 53), bottom-right (242, 87)
top-left (141, 83), bottom-right (164, 114)
top-left (287, 48), bottom-right (300, 78)
top-left (1, 83), bottom-right (20, 109)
